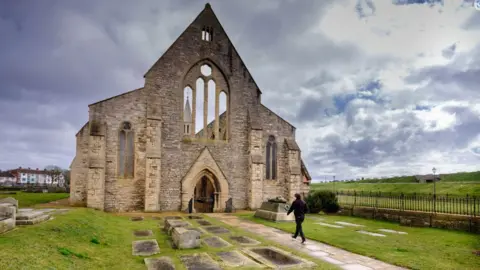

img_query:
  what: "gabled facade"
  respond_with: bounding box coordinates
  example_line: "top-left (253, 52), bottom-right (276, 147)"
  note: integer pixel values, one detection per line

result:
top-left (70, 4), bottom-right (311, 212)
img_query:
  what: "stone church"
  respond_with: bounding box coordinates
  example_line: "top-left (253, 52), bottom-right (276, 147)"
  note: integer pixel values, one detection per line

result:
top-left (70, 3), bottom-right (311, 213)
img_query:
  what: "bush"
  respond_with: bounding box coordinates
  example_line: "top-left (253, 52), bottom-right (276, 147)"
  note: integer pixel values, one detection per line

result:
top-left (306, 190), bottom-right (340, 214)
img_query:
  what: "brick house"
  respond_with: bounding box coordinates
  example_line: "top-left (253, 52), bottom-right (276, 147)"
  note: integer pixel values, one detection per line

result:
top-left (7, 167), bottom-right (65, 186)
top-left (70, 4), bottom-right (311, 213)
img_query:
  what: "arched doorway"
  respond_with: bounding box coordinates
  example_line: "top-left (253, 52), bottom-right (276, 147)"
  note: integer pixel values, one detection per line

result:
top-left (181, 167), bottom-right (229, 213)
top-left (193, 173), bottom-right (217, 213)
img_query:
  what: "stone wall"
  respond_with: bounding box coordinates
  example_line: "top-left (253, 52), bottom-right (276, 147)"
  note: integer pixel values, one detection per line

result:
top-left (339, 206), bottom-right (480, 233)
top-left (88, 88), bottom-right (147, 212)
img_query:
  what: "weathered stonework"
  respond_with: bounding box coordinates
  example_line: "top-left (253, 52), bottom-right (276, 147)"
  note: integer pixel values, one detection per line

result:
top-left (70, 4), bottom-right (311, 212)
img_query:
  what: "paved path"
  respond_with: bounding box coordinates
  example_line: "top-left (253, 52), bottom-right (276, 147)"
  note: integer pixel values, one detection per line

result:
top-left (207, 213), bottom-right (406, 270)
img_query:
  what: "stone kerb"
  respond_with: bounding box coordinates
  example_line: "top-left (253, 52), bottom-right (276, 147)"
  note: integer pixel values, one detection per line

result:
top-left (0, 197), bottom-right (18, 212)
top-left (172, 227), bottom-right (201, 249)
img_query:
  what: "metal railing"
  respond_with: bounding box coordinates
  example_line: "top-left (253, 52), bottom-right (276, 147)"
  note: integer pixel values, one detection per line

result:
top-left (335, 191), bottom-right (478, 217)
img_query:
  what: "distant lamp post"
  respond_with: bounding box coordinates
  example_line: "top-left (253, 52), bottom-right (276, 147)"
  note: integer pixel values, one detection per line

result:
top-left (333, 175), bottom-right (336, 193)
top-left (432, 167), bottom-right (437, 212)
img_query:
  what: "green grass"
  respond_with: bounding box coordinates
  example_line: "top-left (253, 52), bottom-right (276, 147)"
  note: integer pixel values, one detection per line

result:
top-left (0, 208), bottom-right (337, 270)
top-left (0, 192), bottom-right (69, 207)
top-left (341, 171), bottom-right (480, 183)
top-left (312, 182), bottom-right (480, 196)
top-left (237, 213), bottom-right (480, 270)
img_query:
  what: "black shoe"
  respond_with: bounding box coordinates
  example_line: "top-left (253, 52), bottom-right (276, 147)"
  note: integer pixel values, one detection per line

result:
top-left (291, 235), bottom-right (296, 240)
top-left (301, 238), bottom-right (306, 244)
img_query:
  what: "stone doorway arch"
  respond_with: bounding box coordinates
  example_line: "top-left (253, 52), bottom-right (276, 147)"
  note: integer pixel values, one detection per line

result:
top-left (181, 147), bottom-right (229, 212)
top-left (182, 168), bottom-right (229, 212)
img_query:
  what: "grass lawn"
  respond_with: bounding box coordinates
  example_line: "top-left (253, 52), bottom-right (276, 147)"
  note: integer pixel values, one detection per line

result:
top-left (237, 213), bottom-right (480, 270)
top-left (0, 208), bottom-right (337, 270)
top-left (312, 182), bottom-right (480, 196)
top-left (337, 171), bottom-right (480, 183)
top-left (0, 192), bottom-right (69, 207)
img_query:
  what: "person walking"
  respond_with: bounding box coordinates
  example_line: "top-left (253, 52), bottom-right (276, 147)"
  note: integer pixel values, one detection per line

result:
top-left (287, 193), bottom-right (308, 244)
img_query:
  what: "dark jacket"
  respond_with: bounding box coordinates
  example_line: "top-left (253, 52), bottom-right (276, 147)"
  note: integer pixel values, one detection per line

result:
top-left (287, 198), bottom-right (308, 219)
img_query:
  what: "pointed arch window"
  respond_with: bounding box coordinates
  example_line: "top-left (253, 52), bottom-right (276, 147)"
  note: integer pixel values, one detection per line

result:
top-left (202, 26), bottom-right (213, 41)
top-left (266, 135), bottom-right (277, 180)
top-left (118, 121), bottom-right (134, 177)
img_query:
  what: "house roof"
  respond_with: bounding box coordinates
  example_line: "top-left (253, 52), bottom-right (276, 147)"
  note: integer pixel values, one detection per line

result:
top-left (0, 171), bottom-right (14, 178)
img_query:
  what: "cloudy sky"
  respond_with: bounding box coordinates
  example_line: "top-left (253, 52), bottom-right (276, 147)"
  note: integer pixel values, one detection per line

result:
top-left (1, 0), bottom-right (479, 181)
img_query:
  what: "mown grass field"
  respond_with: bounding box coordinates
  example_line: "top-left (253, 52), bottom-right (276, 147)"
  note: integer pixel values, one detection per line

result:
top-left (342, 171), bottom-right (480, 183)
top-left (237, 213), bottom-right (480, 270)
top-left (0, 208), bottom-right (336, 270)
top-left (312, 181), bottom-right (480, 196)
top-left (0, 192), bottom-right (69, 207)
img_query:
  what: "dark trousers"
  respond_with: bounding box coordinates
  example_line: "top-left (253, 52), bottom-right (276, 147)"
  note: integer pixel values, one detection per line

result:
top-left (293, 216), bottom-right (305, 240)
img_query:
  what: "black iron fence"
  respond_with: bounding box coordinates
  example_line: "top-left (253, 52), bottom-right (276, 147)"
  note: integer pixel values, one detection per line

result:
top-left (335, 191), bottom-right (479, 217)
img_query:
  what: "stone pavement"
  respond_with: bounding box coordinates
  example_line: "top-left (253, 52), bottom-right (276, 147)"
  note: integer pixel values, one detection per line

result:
top-left (206, 213), bottom-right (406, 270)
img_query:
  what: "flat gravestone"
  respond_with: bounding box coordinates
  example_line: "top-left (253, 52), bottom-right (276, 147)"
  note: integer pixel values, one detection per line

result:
top-left (217, 250), bottom-right (261, 267)
top-left (196, 220), bottom-right (212, 226)
top-left (229, 236), bottom-right (260, 245)
top-left (188, 227), bottom-right (205, 235)
top-left (152, 216), bottom-right (162, 220)
top-left (316, 222), bottom-right (344, 228)
top-left (187, 215), bottom-right (203, 220)
top-left (357, 230), bottom-right (386, 237)
top-left (133, 230), bottom-right (153, 237)
top-left (130, 216), bottom-right (144, 221)
top-left (165, 216), bottom-right (183, 220)
top-left (180, 253), bottom-right (221, 270)
top-left (204, 226), bottom-right (230, 234)
top-left (132, 240), bottom-right (160, 256)
top-left (378, 229), bottom-right (408, 235)
top-left (203, 236), bottom-right (231, 248)
top-left (144, 256), bottom-right (175, 270)
top-left (334, 221), bottom-right (364, 227)
top-left (243, 246), bottom-right (315, 268)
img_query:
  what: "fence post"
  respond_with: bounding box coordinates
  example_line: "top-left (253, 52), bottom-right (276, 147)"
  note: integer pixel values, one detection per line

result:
top-left (401, 193), bottom-right (405, 212)
top-left (466, 194), bottom-right (469, 216)
top-left (474, 196), bottom-right (477, 217)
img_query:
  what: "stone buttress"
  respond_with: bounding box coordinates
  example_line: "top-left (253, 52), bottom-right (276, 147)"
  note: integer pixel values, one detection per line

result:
top-left (284, 139), bottom-right (302, 202)
top-left (144, 97), bottom-right (162, 212)
top-left (247, 109), bottom-right (265, 209)
top-left (86, 120), bottom-right (106, 210)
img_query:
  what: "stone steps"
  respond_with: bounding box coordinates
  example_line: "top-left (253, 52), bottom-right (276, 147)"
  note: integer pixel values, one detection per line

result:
top-left (16, 214), bottom-right (51, 225)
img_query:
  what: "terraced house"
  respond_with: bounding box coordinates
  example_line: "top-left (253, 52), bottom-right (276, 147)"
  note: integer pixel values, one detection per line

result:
top-left (70, 4), bottom-right (311, 213)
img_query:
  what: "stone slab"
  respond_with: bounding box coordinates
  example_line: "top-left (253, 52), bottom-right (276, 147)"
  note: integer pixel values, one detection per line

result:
top-left (144, 256), bottom-right (175, 270)
top-left (316, 222), bottom-right (344, 228)
top-left (172, 227), bottom-right (201, 249)
top-left (320, 256), bottom-right (344, 265)
top-left (130, 216), bottom-right (144, 221)
top-left (133, 230), bottom-right (153, 237)
top-left (335, 221), bottom-right (365, 227)
top-left (357, 231), bottom-right (386, 237)
top-left (378, 229), bottom-right (407, 235)
top-left (217, 250), bottom-right (262, 267)
top-left (165, 216), bottom-right (183, 220)
top-left (341, 264), bottom-right (373, 270)
top-left (16, 210), bottom-right (44, 220)
top-left (242, 246), bottom-right (315, 269)
top-left (310, 251), bottom-right (330, 257)
top-left (164, 219), bottom-right (191, 234)
top-left (196, 220), bottom-right (212, 226)
top-left (202, 236), bottom-right (231, 248)
top-left (204, 226), bottom-right (230, 234)
top-left (187, 227), bottom-right (206, 235)
top-left (180, 253), bottom-right (221, 270)
top-left (132, 240), bottom-right (160, 256)
top-left (229, 235), bottom-right (260, 245)
top-left (16, 214), bottom-right (51, 225)
top-left (186, 215), bottom-right (203, 220)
